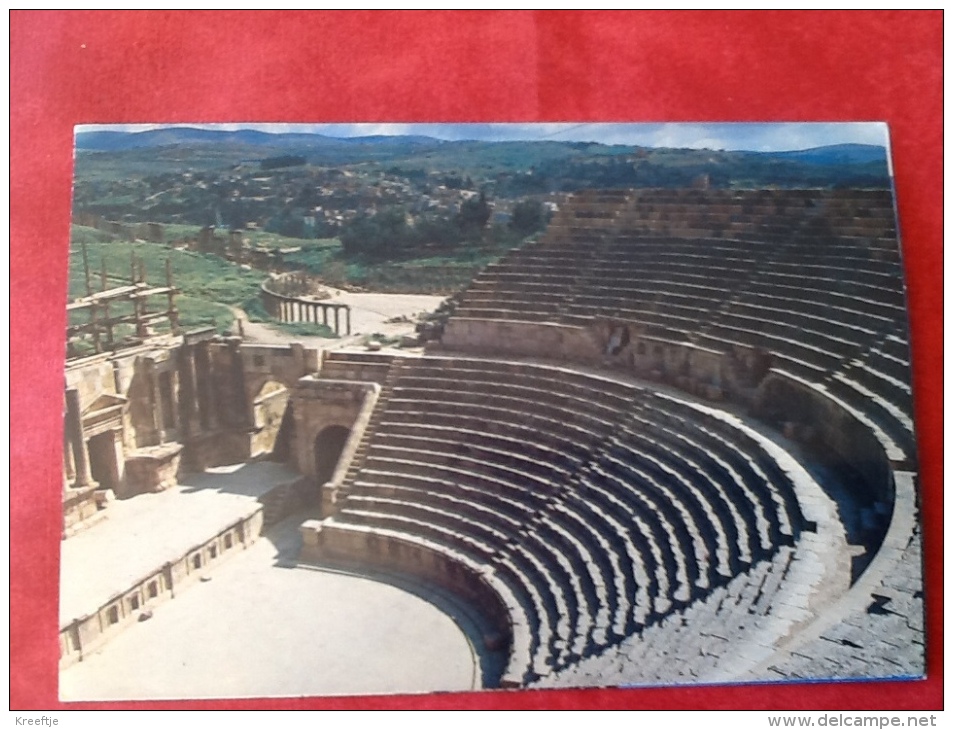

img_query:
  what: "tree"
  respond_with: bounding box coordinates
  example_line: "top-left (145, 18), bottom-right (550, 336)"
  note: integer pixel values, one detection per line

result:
top-left (456, 190), bottom-right (491, 232)
top-left (509, 199), bottom-right (545, 235)
top-left (340, 207), bottom-right (410, 259)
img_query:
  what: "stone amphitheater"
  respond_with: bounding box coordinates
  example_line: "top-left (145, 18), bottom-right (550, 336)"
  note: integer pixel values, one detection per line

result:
top-left (60, 187), bottom-right (924, 694)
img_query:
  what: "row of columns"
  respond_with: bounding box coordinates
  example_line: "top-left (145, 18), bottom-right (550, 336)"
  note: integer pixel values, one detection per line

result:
top-left (272, 296), bottom-right (352, 336)
top-left (178, 340), bottom-right (220, 438)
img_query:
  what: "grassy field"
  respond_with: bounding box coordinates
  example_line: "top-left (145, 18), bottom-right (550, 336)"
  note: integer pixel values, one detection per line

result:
top-left (68, 226), bottom-right (334, 338)
top-left (67, 223), bottom-right (512, 351)
top-left (347, 254), bottom-right (502, 294)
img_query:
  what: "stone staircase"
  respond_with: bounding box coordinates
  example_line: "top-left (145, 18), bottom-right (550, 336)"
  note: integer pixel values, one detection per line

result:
top-left (341, 357), bottom-right (406, 488)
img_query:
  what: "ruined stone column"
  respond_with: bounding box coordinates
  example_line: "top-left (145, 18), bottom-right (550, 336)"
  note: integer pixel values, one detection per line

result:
top-left (63, 429), bottom-right (76, 485)
top-left (229, 339), bottom-right (253, 428)
top-left (179, 345), bottom-right (198, 437)
top-left (321, 306), bottom-right (328, 327)
top-left (333, 307), bottom-right (340, 335)
top-left (65, 388), bottom-right (93, 487)
top-left (200, 345), bottom-right (219, 431)
top-left (149, 362), bottom-right (166, 444)
top-left (167, 360), bottom-right (181, 434)
top-left (345, 307), bottom-right (351, 335)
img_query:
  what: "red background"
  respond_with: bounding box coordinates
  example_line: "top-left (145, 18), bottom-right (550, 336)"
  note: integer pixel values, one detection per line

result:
top-left (10, 11), bottom-right (942, 710)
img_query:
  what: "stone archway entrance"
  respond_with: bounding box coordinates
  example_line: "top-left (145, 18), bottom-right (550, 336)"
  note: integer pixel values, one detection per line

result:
top-left (313, 425), bottom-right (350, 489)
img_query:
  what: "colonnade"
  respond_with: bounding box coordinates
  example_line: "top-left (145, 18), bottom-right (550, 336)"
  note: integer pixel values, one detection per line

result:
top-left (261, 285), bottom-right (352, 336)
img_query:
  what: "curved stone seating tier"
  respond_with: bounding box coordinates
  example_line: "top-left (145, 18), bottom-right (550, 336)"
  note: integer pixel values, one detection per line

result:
top-left (461, 289), bottom-right (567, 306)
top-left (723, 300), bottom-right (883, 346)
top-left (349, 481), bottom-right (527, 537)
top-left (457, 265), bottom-right (905, 402)
top-left (341, 495), bottom-right (515, 553)
top-left (398, 359), bottom-right (637, 407)
top-left (622, 414), bottom-right (756, 569)
top-left (388, 391), bottom-right (618, 447)
top-left (778, 248), bottom-right (903, 271)
top-left (610, 425), bottom-right (745, 569)
top-left (878, 333), bottom-right (912, 365)
top-left (374, 431), bottom-right (580, 484)
top-left (768, 261), bottom-right (903, 290)
top-left (585, 457), bottom-right (701, 599)
top-left (742, 280), bottom-right (906, 322)
top-left (452, 191), bottom-right (908, 416)
top-left (391, 380), bottom-right (624, 430)
top-left (694, 326), bottom-right (840, 381)
top-left (755, 271), bottom-right (907, 308)
top-left (364, 443), bottom-right (570, 505)
top-left (644, 395), bottom-right (802, 540)
top-left (824, 374), bottom-right (916, 460)
top-left (356, 462), bottom-right (551, 517)
top-left (316, 355), bottom-right (809, 681)
top-left (532, 544), bottom-right (801, 689)
top-left (563, 305), bottom-right (698, 339)
top-left (843, 350), bottom-right (914, 406)
top-left (304, 186), bottom-right (918, 687)
top-left (381, 414), bottom-right (601, 466)
top-left (569, 475), bottom-right (676, 615)
top-left (704, 310), bottom-right (863, 362)
top-left (451, 306), bottom-right (565, 322)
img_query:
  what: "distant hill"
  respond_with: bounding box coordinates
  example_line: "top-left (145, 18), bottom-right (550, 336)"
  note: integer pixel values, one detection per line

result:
top-left (75, 127), bottom-right (445, 152)
top-left (72, 129), bottom-right (891, 192)
top-left (762, 143), bottom-right (887, 166)
top-left (75, 128), bottom-right (886, 165)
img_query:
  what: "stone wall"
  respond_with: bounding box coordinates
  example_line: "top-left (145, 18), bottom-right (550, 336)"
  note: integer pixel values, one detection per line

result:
top-left (440, 318), bottom-right (603, 363)
top-left (242, 342), bottom-right (319, 394)
top-left (753, 373), bottom-right (898, 500)
top-left (299, 520), bottom-right (517, 685)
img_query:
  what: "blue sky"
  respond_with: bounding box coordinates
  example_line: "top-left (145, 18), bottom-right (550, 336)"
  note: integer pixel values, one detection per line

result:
top-left (77, 122), bottom-right (888, 153)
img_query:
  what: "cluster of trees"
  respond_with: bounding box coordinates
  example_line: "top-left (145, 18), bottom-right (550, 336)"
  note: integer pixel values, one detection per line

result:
top-left (260, 155), bottom-right (306, 170)
top-left (340, 194), bottom-right (547, 260)
top-left (509, 199), bottom-right (547, 235)
top-left (264, 208), bottom-right (338, 239)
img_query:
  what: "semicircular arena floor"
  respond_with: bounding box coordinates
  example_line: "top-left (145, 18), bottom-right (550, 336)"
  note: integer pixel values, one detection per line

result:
top-left (59, 514), bottom-right (483, 701)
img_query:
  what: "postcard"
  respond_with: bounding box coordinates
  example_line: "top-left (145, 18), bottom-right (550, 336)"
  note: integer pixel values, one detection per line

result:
top-left (57, 122), bottom-right (923, 700)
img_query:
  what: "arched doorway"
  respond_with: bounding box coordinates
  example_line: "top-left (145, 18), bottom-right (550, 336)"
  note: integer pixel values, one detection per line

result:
top-left (313, 425), bottom-right (350, 489)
